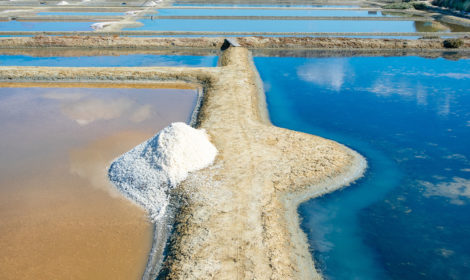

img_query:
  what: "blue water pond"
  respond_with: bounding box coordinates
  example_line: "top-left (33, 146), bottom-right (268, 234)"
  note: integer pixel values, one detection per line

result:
top-left (126, 19), bottom-right (422, 33)
top-left (157, 8), bottom-right (393, 17)
top-left (254, 54), bottom-right (470, 280)
top-left (0, 54), bottom-right (218, 67)
top-left (0, 20), bottom-right (94, 31)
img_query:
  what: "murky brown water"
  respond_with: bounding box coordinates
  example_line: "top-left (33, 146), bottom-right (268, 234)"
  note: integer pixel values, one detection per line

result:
top-left (0, 85), bottom-right (198, 280)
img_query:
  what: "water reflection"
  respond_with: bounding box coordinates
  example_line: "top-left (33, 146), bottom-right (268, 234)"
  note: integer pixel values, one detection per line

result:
top-left (43, 89), bottom-right (153, 125)
top-left (414, 21), bottom-right (449, 32)
top-left (297, 59), bottom-right (351, 91)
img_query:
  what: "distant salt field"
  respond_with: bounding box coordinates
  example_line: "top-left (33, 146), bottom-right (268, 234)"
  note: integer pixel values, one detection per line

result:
top-left (0, 85), bottom-right (197, 279)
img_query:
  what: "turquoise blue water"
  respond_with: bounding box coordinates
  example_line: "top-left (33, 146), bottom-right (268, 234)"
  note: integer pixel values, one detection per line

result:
top-left (0, 21), bottom-right (94, 31)
top-left (254, 54), bottom-right (470, 279)
top-left (127, 19), bottom-right (420, 32)
top-left (157, 8), bottom-right (392, 17)
top-left (0, 54), bottom-right (218, 67)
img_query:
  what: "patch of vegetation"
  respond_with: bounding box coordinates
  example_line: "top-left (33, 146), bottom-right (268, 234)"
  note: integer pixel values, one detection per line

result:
top-left (432, 0), bottom-right (470, 12)
top-left (443, 38), bottom-right (464, 48)
top-left (412, 2), bottom-right (429, 10)
top-left (383, 2), bottom-right (414, 9)
top-left (383, 1), bottom-right (428, 10)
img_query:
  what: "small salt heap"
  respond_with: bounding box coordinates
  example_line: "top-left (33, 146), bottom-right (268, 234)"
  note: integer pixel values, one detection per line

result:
top-left (91, 22), bottom-right (115, 30)
top-left (108, 122), bottom-right (217, 222)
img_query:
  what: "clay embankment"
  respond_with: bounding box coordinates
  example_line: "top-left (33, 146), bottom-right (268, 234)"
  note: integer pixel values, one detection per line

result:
top-left (1, 36), bottom-right (470, 50)
top-left (0, 47), bottom-right (365, 279)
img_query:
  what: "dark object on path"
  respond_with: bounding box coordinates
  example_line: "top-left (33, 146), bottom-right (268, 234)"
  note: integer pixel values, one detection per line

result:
top-left (221, 38), bottom-right (241, 50)
top-left (443, 38), bottom-right (464, 48)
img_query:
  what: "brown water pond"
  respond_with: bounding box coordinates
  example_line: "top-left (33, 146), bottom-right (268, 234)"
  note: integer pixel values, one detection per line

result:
top-left (0, 84), bottom-right (198, 280)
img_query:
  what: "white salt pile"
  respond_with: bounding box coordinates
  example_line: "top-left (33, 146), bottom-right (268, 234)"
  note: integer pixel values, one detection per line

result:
top-left (108, 122), bottom-right (217, 222)
top-left (56, 1), bottom-right (69, 5)
top-left (90, 22), bottom-right (114, 31)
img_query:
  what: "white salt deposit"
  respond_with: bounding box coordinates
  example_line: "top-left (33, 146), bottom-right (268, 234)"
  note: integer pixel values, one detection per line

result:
top-left (125, 10), bottom-right (141, 16)
top-left (91, 22), bottom-right (115, 30)
top-left (56, 1), bottom-right (69, 5)
top-left (108, 122), bottom-right (217, 222)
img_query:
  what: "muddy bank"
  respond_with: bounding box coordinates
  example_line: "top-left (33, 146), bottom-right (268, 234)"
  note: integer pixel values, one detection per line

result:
top-left (1, 36), bottom-right (470, 50)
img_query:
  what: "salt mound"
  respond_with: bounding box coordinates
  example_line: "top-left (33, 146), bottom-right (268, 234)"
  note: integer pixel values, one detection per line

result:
top-left (108, 122), bottom-right (217, 222)
top-left (91, 22), bottom-right (114, 30)
top-left (56, 1), bottom-right (69, 5)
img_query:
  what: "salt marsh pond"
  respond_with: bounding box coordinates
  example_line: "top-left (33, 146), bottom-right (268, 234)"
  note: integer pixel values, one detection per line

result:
top-left (0, 85), bottom-right (197, 279)
top-left (0, 53), bottom-right (218, 67)
top-left (255, 53), bottom-right (470, 279)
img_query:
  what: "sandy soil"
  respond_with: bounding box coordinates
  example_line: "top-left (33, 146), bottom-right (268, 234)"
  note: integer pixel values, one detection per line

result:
top-left (0, 47), bottom-right (366, 279)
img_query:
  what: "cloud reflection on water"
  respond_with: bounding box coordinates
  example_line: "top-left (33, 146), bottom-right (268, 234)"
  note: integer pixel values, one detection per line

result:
top-left (297, 59), bottom-right (351, 91)
top-left (421, 177), bottom-right (470, 205)
top-left (42, 89), bottom-right (152, 126)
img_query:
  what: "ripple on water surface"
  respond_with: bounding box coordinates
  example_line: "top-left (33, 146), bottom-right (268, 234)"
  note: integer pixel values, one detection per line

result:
top-left (255, 54), bottom-right (470, 279)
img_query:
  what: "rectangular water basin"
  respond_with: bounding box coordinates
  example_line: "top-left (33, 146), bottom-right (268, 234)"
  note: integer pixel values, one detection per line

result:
top-left (0, 20), bottom-right (95, 31)
top-left (0, 52), bottom-right (218, 67)
top-left (156, 8), bottom-right (394, 17)
top-left (126, 19), bottom-right (435, 33)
